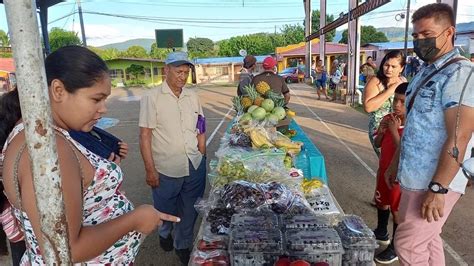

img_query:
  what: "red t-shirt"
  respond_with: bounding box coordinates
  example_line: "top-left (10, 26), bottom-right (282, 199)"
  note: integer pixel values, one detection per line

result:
top-left (376, 117), bottom-right (404, 175)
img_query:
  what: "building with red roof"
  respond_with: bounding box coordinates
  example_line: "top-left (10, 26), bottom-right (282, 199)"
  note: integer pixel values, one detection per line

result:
top-left (0, 57), bottom-right (16, 92)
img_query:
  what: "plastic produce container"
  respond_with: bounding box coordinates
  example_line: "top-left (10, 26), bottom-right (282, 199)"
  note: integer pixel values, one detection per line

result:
top-left (230, 213), bottom-right (279, 230)
top-left (229, 228), bottom-right (283, 266)
top-left (335, 215), bottom-right (378, 265)
top-left (281, 214), bottom-right (331, 230)
top-left (285, 228), bottom-right (343, 265)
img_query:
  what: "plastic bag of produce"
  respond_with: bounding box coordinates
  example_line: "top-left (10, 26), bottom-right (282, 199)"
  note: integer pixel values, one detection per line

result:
top-left (213, 145), bottom-right (299, 188)
top-left (218, 181), bottom-right (314, 215)
top-left (197, 225), bottom-right (229, 251)
top-left (190, 249), bottom-right (230, 266)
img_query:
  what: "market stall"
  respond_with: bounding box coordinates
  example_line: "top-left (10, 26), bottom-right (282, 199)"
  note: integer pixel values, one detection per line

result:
top-left (190, 83), bottom-right (377, 266)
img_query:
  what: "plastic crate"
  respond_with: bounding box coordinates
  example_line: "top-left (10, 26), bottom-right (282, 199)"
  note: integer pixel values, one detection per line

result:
top-left (230, 213), bottom-right (279, 230)
top-left (229, 228), bottom-right (283, 266)
top-left (285, 228), bottom-right (343, 265)
top-left (281, 214), bottom-right (331, 229)
top-left (335, 215), bottom-right (378, 265)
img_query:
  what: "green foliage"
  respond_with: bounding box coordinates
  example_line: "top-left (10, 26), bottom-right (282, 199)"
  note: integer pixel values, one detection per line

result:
top-left (88, 46), bottom-right (121, 60)
top-left (126, 64), bottom-right (145, 81)
top-left (49, 27), bottom-right (81, 52)
top-left (216, 9), bottom-right (336, 57)
top-left (217, 32), bottom-right (287, 57)
top-left (187, 37), bottom-right (215, 58)
top-left (280, 24), bottom-right (305, 45)
top-left (0, 29), bottom-right (9, 47)
top-left (339, 25), bottom-right (389, 45)
top-left (149, 43), bottom-right (175, 59)
top-left (122, 45), bottom-right (148, 58)
top-left (311, 10), bottom-right (336, 42)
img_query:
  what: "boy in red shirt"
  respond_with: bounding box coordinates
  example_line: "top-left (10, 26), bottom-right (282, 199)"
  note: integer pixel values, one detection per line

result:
top-left (373, 82), bottom-right (407, 264)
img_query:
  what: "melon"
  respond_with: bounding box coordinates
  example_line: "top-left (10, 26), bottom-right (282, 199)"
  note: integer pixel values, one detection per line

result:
top-left (247, 105), bottom-right (259, 114)
top-left (272, 106), bottom-right (286, 120)
top-left (239, 113), bottom-right (252, 123)
top-left (261, 99), bottom-right (275, 112)
top-left (251, 107), bottom-right (267, 121)
top-left (266, 113), bottom-right (279, 125)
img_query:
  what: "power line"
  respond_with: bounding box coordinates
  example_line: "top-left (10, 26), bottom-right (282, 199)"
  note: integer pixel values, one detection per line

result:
top-left (81, 10), bottom-right (290, 29)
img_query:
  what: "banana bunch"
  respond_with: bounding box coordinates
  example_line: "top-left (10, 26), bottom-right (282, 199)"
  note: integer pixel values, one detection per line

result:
top-left (249, 127), bottom-right (274, 148)
top-left (274, 132), bottom-right (303, 154)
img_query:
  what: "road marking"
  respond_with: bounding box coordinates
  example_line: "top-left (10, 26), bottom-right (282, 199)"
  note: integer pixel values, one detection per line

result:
top-left (206, 107), bottom-right (233, 147)
top-left (293, 92), bottom-right (376, 177)
top-left (292, 89), bottom-right (469, 266)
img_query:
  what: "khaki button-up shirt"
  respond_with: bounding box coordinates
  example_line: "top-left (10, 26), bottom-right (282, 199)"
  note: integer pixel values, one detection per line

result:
top-left (139, 81), bottom-right (204, 178)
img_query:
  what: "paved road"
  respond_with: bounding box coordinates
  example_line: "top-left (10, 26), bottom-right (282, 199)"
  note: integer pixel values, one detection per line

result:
top-left (3, 83), bottom-right (471, 265)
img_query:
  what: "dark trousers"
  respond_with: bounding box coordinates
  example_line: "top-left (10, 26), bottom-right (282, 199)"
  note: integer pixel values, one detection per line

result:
top-left (152, 158), bottom-right (206, 250)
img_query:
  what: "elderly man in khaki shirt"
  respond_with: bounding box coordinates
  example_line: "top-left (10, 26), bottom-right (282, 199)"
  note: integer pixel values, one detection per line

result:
top-left (139, 51), bottom-right (206, 265)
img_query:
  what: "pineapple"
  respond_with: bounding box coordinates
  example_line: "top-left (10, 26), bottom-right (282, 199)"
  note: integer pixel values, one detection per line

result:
top-left (244, 84), bottom-right (259, 101)
top-left (232, 96), bottom-right (244, 114)
top-left (241, 96), bottom-right (253, 109)
top-left (254, 96), bottom-right (264, 106)
top-left (256, 81), bottom-right (271, 96)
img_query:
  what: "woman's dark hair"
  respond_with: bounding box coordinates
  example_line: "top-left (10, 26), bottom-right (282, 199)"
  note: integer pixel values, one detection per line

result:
top-left (376, 50), bottom-right (406, 90)
top-left (0, 89), bottom-right (21, 210)
top-left (0, 89), bottom-right (21, 148)
top-left (45, 45), bottom-right (109, 93)
top-left (395, 82), bottom-right (409, 95)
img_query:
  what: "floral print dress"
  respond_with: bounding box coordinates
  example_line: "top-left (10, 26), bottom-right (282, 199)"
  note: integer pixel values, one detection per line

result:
top-left (1, 123), bottom-right (143, 265)
top-left (368, 84), bottom-right (393, 157)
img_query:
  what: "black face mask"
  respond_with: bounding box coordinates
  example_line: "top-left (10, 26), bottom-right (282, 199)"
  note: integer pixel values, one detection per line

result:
top-left (413, 28), bottom-right (449, 62)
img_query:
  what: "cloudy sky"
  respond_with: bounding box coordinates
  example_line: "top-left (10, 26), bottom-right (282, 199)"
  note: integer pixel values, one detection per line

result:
top-left (1, 0), bottom-right (473, 47)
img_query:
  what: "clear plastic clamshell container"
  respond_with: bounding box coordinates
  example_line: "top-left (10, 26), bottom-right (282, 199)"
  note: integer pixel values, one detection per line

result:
top-left (230, 213), bottom-right (279, 230)
top-left (281, 214), bottom-right (331, 229)
top-left (335, 215), bottom-right (378, 265)
top-left (285, 228), bottom-right (343, 265)
top-left (229, 228), bottom-right (283, 266)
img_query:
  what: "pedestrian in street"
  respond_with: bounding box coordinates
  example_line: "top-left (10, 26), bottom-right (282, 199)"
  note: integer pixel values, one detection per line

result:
top-left (372, 83), bottom-right (408, 264)
top-left (384, 3), bottom-right (474, 265)
top-left (363, 50), bottom-right (407, 157)
top-left (237, 55), bottom-right (257, 96)
top-left (252, 56), bottom-right (290, 104)
top-left (314, 59), bottom-right (330, 100)
top-left (0, 46), bottom-right (179, 265)
top-left (360, 56), bottom-right (377, 83)
top-left (139, 51), bottom-right (207, 265)
top-left (329, 60), bottom-right (343, 101)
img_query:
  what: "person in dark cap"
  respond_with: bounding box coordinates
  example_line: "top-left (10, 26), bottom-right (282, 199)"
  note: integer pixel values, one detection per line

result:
top-left (237, 55), bottom-right (257, 96)
top-left (252, 56), bottom-right (290, 104)
top-left (139, 51), bottom-right (206, 265)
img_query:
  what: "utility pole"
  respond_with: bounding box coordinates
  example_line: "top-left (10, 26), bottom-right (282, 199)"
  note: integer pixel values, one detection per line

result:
top-left (3, 0), bottom-right (72, 264)
top-left (320, 0), bottom-right (326, 68)
top-left (304, 0), bottom-right (312, 83)
top-left (403, 0), bottom-right (411, 56)
top-left (77, 0), bottom-right (87, 46)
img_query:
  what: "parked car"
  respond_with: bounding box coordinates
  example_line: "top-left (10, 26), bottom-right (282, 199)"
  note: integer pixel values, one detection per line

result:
top-left (278, 67), bottom-right (303, 83)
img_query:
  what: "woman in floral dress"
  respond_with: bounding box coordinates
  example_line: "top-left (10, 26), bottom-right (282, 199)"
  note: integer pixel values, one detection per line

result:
top-left (363, 50), bottom-right (407, 157)
top-left (0, 46), bottom-right (179, 265)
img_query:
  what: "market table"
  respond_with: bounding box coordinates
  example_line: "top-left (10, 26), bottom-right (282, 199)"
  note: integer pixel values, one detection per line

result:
top-left (225, 119), bottom-right (328, 184)
top-left (289, 119), bottom-right (328, 184)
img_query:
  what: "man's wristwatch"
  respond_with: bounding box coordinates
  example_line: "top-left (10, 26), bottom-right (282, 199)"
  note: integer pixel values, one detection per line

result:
top-left (428, 181), bottom-right (448, 194)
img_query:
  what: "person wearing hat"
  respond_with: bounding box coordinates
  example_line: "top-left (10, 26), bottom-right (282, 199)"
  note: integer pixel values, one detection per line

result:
top-left (252, 56), bottom-right (290, 104)
top-left (237, 55), bottom-right (257, 96)
top-left (139, 51), bottom-right (207, 265)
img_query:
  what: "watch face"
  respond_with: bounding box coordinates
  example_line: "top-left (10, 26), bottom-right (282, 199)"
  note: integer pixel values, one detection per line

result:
top-left (431, 184), bottom-right (440, 192)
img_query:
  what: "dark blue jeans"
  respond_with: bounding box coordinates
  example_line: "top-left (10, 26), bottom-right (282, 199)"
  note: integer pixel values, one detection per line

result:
top-left (152, 158), bottom-right (206, 250)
